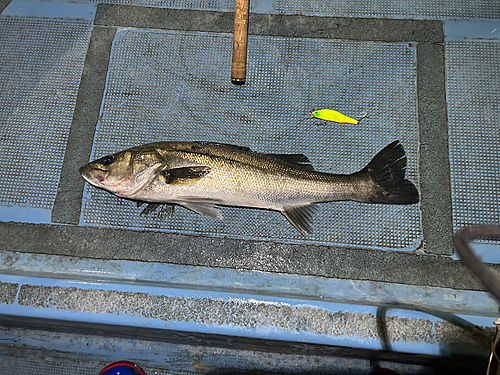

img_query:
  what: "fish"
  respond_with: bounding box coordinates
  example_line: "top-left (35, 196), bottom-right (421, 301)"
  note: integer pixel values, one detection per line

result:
top-left (79, 140), bottom-right (419, 234)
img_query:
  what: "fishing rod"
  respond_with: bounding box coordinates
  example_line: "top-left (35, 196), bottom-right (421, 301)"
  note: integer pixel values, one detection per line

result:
top-left (231, 0), bottom-right (250, 85)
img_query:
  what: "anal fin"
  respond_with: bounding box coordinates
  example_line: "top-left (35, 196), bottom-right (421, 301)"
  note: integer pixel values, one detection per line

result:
top-left (178, 200), bottom-right (223, 220)
top-left (282, 204), bottom-right (318, 234)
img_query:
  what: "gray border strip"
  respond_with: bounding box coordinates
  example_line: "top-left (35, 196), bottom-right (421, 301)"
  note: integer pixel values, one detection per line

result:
top-left (52, 25), bottom-right (116, 224)
top-left (417, 43), bottom-right (454, 256)
top-left (94, 4), bottom-right (443, 42)
top-left (0, 222), bottom-right (493, 291)
top-left (0, 0), bottom-right (12, 13)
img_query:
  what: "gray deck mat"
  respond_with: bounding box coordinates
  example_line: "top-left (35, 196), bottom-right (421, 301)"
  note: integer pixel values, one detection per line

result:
top-left (0, 17), bottom-right (92, 210)
top-left (447, 40), bottom-right (500, 233)
top-left (81, 29), bottom-right (421, 250)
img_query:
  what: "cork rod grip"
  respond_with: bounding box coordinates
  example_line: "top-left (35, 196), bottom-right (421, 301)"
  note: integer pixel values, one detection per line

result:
top-left (231, 0), bottom-right (250, 85)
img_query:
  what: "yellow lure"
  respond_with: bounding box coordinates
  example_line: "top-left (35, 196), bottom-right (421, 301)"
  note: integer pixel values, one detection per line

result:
top-left (311, 109), bottom-right (359, 124)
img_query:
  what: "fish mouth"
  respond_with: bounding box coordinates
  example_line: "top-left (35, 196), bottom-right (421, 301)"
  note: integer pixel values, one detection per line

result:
top-left (78, 165), bottom-right (88, 177)
top-left (79, 166), bottom-right (108, 186)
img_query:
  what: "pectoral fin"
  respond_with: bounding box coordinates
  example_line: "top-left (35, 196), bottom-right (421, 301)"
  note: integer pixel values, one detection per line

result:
top-left (282, 204), bottom-right (318, 234)
top-left (160, 166), bottom-right (211, 185)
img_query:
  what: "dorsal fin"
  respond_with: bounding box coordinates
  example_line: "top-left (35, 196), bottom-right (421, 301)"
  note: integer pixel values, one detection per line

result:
top-left (266, 153), bottom-right (314, 171)
top-left (187, 142), bottom-right (252, 153)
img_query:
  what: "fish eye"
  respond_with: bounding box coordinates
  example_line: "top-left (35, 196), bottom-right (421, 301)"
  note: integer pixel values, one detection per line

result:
top-left (102, 155), bottom-right (115, 166)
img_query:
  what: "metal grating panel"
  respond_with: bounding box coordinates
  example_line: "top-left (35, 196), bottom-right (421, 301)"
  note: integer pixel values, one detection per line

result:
top-left (72, 0), bottom-right (500, 19)
top-left (447, 40), bottom-right (500, 232)
top-left (81, 29), bottom-right (421, 250)
top-left (276, 0), bottom-right (500, 20)
top-left (0, 355), bottom-right (177, 375)
top-left (74, 0), bottom-right (237, 11)
top-left (0, 17), bottom-right (92, 209)
top-left (0, 357), bottom-right (100, 375)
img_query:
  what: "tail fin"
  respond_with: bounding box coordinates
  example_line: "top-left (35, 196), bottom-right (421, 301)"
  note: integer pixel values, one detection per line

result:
top-left (359, 141), bottom-right (419, 204)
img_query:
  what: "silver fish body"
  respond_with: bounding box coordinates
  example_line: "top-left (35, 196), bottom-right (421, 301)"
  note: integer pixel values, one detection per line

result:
top-left (80, 141), bottom-right (419, 233)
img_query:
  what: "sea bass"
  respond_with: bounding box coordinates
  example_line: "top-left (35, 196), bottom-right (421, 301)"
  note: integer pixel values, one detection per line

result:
top-left (79, 141), bottom-right (419, 234)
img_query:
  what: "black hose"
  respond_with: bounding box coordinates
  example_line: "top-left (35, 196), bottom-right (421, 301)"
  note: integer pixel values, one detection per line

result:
top-left (453, 225), bottom-right (500, 303)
